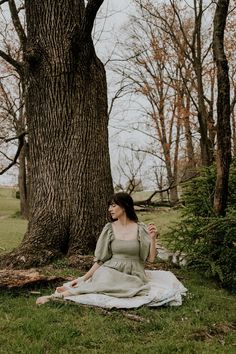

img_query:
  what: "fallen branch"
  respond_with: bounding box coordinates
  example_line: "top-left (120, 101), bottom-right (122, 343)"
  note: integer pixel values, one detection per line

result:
top-left (0, 268), bottom-right (72, 289)
top-left (121, 311), bottom-right (150, 323)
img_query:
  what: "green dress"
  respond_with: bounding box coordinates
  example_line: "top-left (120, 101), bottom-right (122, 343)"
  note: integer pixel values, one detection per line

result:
top-left (66, 222), bottom-right (151, 297)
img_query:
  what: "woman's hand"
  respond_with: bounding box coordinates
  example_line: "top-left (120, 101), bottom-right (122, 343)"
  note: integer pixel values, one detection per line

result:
top-left (71, 277), bottom-right (85, 287)
top-left (147, 223), bottom-right (158, 263)
top-left (71, 279), bottom-right (79, 287)
top-left (147, 223), bottom-right (158, 240)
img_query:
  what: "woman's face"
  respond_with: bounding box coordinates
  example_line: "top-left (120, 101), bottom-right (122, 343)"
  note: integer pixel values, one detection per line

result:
top-left (108, 203), bottom-right (125, 219)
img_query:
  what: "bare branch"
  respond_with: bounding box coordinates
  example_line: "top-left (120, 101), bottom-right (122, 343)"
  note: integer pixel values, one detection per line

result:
top-left (0, 133), bottom-right (24, 175)
top-left (0, 131), bottom-right (27, 142)
top-left (0, 50), bottom-right (22, 71)
top-left (0, 150), bottom-right (15, 162)
top-left (8, 0), bottom-right (27, 48)
top-left (120, 144), bottom-right (166, 164)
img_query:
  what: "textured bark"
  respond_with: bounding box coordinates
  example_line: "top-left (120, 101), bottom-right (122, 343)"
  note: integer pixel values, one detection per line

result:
top-left (18, 142), bottom-right (29, 219)
top-left (213, 0), bottom-right (231, 216)
top-left (0, 0), bottom-right (113, 268)
top-left (17, 87), bottom-right (29, 219)
top-left (232, 111), bottom-right (236, 156)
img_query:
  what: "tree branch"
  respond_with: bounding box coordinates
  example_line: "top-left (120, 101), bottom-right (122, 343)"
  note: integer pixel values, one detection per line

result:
top-left (0, 131), bottom-right (27, 143)
top-left (0, 150), bottom-right (15, 162)
top-left (8, 0), bottom-right (27, 48)
top-left (0, 50), bottom-right (22, 72)
top-left (83, 0), bottom-right (104, 37)
top-left (0, 133), bottom-right (25, 175)
top-left (0, 0), bottom-right (8, 5)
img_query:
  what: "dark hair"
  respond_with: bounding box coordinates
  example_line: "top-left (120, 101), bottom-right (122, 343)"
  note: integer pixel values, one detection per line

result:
top-left (108, 192), bottom-right (138, 222)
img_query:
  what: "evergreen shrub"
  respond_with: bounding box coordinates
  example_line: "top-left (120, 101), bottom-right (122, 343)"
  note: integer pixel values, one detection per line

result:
top-left (167, 159), bottom-right (236, 291)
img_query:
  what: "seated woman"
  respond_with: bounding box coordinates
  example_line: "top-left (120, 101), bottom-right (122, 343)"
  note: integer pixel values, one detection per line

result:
top-left (36, 192), bottom-right (187, 307)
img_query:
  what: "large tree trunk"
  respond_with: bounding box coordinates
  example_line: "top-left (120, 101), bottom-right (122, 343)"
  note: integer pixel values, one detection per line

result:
top-left (213, 0), bottom-right (231, 216)
top-left (1, 0), bottom-right (113, 268)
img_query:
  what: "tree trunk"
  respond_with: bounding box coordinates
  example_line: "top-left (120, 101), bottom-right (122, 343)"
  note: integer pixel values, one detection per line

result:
top-left (213, 0), bottom-right (231, 216)
top-left (18, 141), bottom-right (29, 219)
top-left (192, 0), bottom-right (214, 166)
top-left (17, 86), bottom-right (29, 219)
top-left (159, 100), bottom-right (178, 204)
top-left (183, 94), bottom-right (196, 178)
top-left (1, 0), bottom-right (113, 268)
top-left (232, 111), bottom-right (236, 156)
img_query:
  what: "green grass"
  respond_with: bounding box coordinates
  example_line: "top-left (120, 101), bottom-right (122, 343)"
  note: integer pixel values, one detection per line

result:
top-left (0, 187), bottom-right (27, 253)
top-left (138, 208), bottom-right (182, 237)
top-left (0, 187), bottom-right (21, 217)
top-left (0, 188), bottom-right (236, 353)
top-left (0, 217), bottom-right (27, 252)
top-left (0, 271), bottom-right (236, 354)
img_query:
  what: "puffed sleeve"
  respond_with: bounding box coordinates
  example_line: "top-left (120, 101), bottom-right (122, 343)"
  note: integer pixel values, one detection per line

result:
top-left (138, 222), bottom-right (151, 262)
top-left (94, 223), bottom-right (113, 263)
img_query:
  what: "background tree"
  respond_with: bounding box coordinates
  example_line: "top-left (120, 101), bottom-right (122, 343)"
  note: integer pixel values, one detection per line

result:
top-left (112, 151), bottom-right (145, 194)
top-left (0, 65), bottom-right (28, 218)
top-left (0, 0), bottom-right (113, 268)
top-left (213, 0), bottom-right (231, 216)
top-left (0, 1), bottom-right (28, 217)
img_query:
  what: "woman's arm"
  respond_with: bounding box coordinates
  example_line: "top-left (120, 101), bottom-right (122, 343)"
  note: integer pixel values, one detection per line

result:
top-left (147, 223), bottom-right (158, 263)
top-left (82, 262), bottom-right (101, 281)
top-left (70, 261), bottom-right (101, 287)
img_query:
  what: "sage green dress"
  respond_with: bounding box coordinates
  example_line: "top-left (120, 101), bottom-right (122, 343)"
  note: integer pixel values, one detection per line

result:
top-left (66, 222), bottom-right (151, 297)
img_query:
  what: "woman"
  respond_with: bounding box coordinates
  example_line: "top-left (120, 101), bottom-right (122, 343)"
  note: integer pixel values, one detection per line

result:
top-left (36, 192), bottom-right (187, 307)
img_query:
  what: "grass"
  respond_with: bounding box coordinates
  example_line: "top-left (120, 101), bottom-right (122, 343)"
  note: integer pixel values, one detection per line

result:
top-left (0, 187), bottom-right (27, 253)
top-left (0, 188), bottom-right (236, 353)
top-left (138, 208), bottom-right (182, 239)
top-left (0, 273), bottom-right (236, 354)
top-left (0, 187), bottom-right (22, 217)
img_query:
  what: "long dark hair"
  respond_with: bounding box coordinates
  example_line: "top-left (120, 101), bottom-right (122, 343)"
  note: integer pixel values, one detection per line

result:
top-left (108, 192), bottom-right (138, 222)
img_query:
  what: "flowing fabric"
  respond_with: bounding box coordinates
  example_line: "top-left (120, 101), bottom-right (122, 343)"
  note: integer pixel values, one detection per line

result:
top-left (58, 222), bottom-right (187, 308)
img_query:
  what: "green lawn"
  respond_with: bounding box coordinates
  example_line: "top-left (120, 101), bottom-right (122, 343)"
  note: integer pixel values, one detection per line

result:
top-left (0, 272), bottom-right (236, 354)
top-left (0, 187), bottom-right (21, 217)
top-left (0, 188), bottom-right (236, 354)
top-left (0, 187), bottom-right (27, 253)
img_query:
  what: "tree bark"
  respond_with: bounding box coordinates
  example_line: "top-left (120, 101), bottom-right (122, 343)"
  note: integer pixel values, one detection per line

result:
top-left (0, 0), bottom-right (113, 268)
top-left (183, 94), bottom-right (196, 177)
top-left (213, 0), bottom-right (231, 216)
top-left (232, 111), bottom-right (236, 156)
top-left (16, 84), bottom-right (29, 219)
top-left (0, 268), bottom-right (72, 289)
top-left (18, 141), bottom-right (29, 219)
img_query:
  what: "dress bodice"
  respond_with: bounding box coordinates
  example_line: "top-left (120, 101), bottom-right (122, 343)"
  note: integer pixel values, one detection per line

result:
top-left (111, 239), bottom-right (140, 260)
